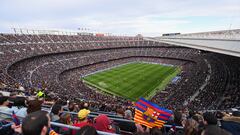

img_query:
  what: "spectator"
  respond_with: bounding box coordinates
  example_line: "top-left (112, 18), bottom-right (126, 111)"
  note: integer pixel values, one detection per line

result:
top-left (116, 107), bottom-right (124, 118)
top-left (221, 111), bottom-right (240, 135)
top-left (76, 125), bottom-right (98, 135)
top-left (57, 113), bottom-right (73, 135)
top-left (50, 104), bottom-right (63, 133)
top-left (72, 109), bottom-right (92, 134)
top-left (135, 124), bottom-right (150, 134)
top-left (82, 103), bottom-right (89, 110)
top-left (150, 127), bottom-right (162, 135)
top-left (0, 120), bottom-right (20, 135)
top-left (124, 109), bottom-right (133, 120)
top-left (11, 97), bottom-right (28, 117)
top-left (22, 110), bottom-right (58, 135)
top-left (203, 112), bottom-right (218, 126)
top-left (60, 113), bottom-right (72, 125)
top-left (174, 111), bottom-right (183, 126)
top-left (26, 100), bottom-right (42, 114)
top-left (202, 112), bottom-right (231, 135)
top-left (66, 101), bottom-right (77, 123)
top-left (182, 119), bottom-right (198, 135)
top-left (0, 96), bottom-right (15, 119)
top-left (73, 109), bottom-right (92, 127)
top-left (117, 108), bottom-right (137, 132)
top-left (50, 104), bottom-right (63, 122)
top-left (94, 114), bottom-right (115, 133)
top-left (0, 96), bottom-right (11, 112)
top-left (68, 101), bottom-right (75, 112)
top-left (202, 126), bottom-right (231, 135)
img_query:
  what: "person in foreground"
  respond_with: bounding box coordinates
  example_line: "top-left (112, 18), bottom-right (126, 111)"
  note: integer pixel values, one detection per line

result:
top-left (94, 114), bottom-right (116, 133)
top-left (22, 110), bottom-right (58, 135)
top-left (72, 109), bottom-right (92, 135)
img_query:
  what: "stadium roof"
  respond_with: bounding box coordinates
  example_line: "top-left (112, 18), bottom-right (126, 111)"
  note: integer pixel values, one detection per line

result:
top-left (149, 29), bottom-right (240, 57)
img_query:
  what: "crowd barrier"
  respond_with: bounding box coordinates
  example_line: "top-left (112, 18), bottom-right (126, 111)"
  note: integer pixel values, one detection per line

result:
top-left (42, 107), bottom-right (184, 128)
top-left (0, 108), bottom-right (184, 135)
top-left (0, 111), bottom-right (119, 135)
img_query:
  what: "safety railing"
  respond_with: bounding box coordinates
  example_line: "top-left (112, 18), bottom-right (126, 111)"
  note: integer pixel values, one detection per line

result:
top-left (0, 109), bottom-right (184, 135)
top-left (0, 111), bottom-right (119, 135)
top-left (42, 108), bottom-right (184, 129)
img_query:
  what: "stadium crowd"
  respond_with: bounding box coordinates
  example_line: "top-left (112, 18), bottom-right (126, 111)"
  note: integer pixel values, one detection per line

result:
top-left (0, 94), bottom-right (240, 135)
top-left (0, 33), bottom-right (240, 134)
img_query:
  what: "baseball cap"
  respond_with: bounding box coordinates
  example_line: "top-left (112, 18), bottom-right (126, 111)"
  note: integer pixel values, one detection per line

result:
top-left (78, 109), bottom-right (90, 119)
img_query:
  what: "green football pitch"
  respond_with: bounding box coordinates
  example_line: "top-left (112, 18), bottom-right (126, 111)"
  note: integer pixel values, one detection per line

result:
top-left (82, 62), bottom-right (181, 101)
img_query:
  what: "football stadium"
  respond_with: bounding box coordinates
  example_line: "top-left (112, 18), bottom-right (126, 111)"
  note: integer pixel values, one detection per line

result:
top-left (83, 62), bottom-right (181, 101)
top-left (0, 0), bottom-right (240, 135)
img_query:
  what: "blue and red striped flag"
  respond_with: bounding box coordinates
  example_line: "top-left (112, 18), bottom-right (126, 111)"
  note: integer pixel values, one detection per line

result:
top-left (134, 98), bottom-right (173, 128)
top-left (12, 111), bottom-right (20, 126)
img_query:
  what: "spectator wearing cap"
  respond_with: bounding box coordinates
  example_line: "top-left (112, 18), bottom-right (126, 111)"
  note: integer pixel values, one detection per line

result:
top-left (72, 109), bottom-right (92, 135)
top-left (221, 111), bottom-right (240, 135)
top-left (94, 114), bottom-right (116, 133)
top-left (36, 90), bottom-right (45, 98)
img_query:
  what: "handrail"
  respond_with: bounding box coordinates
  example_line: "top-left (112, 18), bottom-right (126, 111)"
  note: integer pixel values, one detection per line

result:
top-left (62, 111), bottom-right (184, 129)
top-left (41, 108), bottom-right (184, 129)
top-left (66, 111), bottom-right (134, 123)
top-left (41, 108), bottom-right (134, 123)
top-left (42, 107), bottom-right (123, 118)
top-left (0, 111), bottom-right (119, 135)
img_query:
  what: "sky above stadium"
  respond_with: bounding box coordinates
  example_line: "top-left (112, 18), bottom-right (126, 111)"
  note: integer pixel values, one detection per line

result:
top-left (0, 0), bottom-right (240, 36)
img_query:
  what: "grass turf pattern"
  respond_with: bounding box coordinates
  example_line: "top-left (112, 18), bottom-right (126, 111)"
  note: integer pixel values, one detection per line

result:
top-left (83, 62), bottom-right (181, 101)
